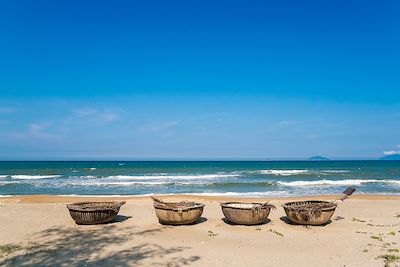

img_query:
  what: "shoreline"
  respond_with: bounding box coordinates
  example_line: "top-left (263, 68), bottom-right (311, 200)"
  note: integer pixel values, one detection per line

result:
top-left (1, 193), bottom-right (400, 204)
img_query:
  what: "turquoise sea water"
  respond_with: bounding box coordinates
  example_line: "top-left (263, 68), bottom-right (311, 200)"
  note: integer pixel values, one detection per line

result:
top-left (0, 161), bottom-right (399, 197)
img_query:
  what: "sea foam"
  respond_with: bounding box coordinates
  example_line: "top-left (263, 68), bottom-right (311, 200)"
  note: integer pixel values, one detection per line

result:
top-left (277, 179), bottom-right (400, 186)
top-left (258, 169), bottom-right (350, 176)
top-left (259, 170), bottom-right (309, 176)
top-left (105, 174), bottom-right (240, 180)
top-left (66, 181), bottom-right (172, 186)
top-left (10, 175), bottom-right (61, 180)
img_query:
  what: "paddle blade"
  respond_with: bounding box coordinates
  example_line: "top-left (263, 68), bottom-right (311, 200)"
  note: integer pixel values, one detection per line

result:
top-left (151, 196), bottom-right (164, 203)
top-left (338, 187), bottom-right (356, 201)
top-left (262, 201), bottom-right (276, 209)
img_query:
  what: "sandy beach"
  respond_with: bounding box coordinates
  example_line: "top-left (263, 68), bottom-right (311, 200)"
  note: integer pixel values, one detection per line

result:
top-left (1, 195), bottom-right (399, 266)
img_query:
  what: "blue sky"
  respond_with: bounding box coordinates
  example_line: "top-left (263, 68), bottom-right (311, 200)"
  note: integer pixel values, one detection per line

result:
top-left (0, 0), bottom-right (399, 159)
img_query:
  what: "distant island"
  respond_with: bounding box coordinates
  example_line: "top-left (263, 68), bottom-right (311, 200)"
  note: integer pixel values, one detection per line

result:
top-left (308, 156), bottom-right (330, 161)
top-left (380, 154), bottom-right (400, 160)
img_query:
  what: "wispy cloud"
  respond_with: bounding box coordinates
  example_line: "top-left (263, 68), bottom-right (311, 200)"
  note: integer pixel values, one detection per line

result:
top-left (275, 120), bottom-right (303, 127)
top-left (73, 107), bottom-right (97, 117)
top-left (136, 112), bottom-right (228, 135)
top-left (0, 107), bottom-right (18, 113)
top-left (387, 113), bottom-right (400, 118)
top-left (137, 121), bottom-right (180, 133)
top-left (71, 107), bottom-right (120, 125)
top-left (0, 105), bottom-right (121, 143)
top-left (274, 119), bottom-right (335, 131)
top-left (101, 110), bottom-right (119, 123)
top-left (190, 112), bottom-right (229, 121)
top-left (305, 134), bottom-right (319, 140)
top-left (27, 123), bottom-right (62, 139)
top-left (1, 122), bottom-right (62, 141)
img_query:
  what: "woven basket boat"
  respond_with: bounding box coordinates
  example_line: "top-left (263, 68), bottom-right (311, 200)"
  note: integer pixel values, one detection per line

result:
top-left (67, 201), bottom-right (126, 225)
top-left (152, 197), bottom-right (204, 225)
top-left (221, 202), bottom-right (274, 225)
top-left (282, 200), bottom-right (337, 225)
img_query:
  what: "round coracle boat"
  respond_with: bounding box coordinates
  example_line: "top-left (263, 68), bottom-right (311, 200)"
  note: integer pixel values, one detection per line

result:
top-left (67, 201), bottom-right (126, 225)
top-left (152, 197), bottom-right (204, 225)
top-left (282, 200), bottom-right (337, 225)
top-left (221, 202), bottom-right (275, 225)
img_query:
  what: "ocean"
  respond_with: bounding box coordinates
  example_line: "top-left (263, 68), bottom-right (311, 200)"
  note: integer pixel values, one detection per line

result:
top-left (0, 161), bottom-right (399, 197)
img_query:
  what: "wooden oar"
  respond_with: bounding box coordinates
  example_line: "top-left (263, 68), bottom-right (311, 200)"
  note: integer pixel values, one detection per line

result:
top-left (332, 187), bottom-right (356, 203)
top-left (313, 187), bottom-right (356, 209)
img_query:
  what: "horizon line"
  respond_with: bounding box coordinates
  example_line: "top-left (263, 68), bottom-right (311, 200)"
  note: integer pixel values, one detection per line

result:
top-left (0, 157), bottom-right (396, 162)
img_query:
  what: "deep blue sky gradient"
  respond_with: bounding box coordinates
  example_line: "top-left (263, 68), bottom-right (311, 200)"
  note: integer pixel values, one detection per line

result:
top-left (0, 0), bottom-right (399, 159)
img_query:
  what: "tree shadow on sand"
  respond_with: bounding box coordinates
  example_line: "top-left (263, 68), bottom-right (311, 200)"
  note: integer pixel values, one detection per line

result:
top-left (2, 224), bottom-right (200, 266)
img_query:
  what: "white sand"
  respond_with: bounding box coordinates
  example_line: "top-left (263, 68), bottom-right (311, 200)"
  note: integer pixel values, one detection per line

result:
top-left (0, 195), bottom-right (399, 266)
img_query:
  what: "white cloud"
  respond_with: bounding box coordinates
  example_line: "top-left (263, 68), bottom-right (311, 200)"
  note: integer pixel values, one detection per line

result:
top-left (397, 145), bottom-right (400, 148)
top-left (383, 150), bottom-right (400, 156)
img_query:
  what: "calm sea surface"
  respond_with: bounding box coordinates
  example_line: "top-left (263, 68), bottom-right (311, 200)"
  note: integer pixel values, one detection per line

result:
top-left (0, 161), bottom-right (399, 197)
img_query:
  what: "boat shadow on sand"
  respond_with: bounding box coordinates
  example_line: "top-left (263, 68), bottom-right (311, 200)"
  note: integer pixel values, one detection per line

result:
top-left (1, 224), bottom-right (201, 266)
top-left (221, 218), bottom-right (272, 226)
top-left (108, 215), bottom-right (132, 224)
top-left (157, 216), bottom-right (208, 226)
top-left (279, 216), bottom-right (333, 226)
